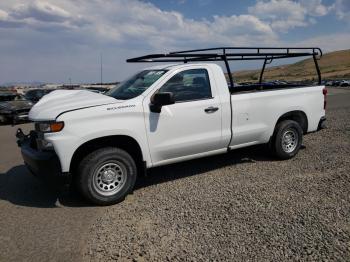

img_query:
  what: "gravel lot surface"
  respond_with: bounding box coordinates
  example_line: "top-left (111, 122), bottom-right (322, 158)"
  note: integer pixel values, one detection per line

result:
top-left (0, 88), bottom-right (349, 262)
top-left (85, 89), bottom-right (350, 261)
top-left (0, 125), bottom-right (100, 262)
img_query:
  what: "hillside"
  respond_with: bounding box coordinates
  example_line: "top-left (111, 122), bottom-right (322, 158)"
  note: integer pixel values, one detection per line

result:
top-left (232, 49), bottom-right (350, 83)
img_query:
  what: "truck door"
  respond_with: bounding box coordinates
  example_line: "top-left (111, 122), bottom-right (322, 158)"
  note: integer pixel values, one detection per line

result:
top-left (143, 68), bottom-right (223, 165)
top-left (230, 92), bottom-right (270, 146)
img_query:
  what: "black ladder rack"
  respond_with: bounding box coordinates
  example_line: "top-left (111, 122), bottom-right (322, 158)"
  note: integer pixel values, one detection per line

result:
top-left (127, 47), bottom-right (323, 85)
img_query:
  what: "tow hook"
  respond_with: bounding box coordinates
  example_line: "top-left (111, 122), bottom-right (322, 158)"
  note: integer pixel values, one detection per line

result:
top-left (16, 128), bottom-right (27, 146)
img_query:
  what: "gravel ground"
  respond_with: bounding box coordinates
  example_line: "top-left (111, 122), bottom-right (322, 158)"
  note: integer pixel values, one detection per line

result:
top-left (85, 104), bottom-right (350, 261)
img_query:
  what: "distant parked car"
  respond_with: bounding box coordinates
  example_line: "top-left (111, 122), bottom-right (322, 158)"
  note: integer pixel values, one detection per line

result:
top-left (340, 81), bottom-right (349, 87)
top-left (0, 92), bottom-right (33, 124)
top-left (332, 81), bottom-right (341, 86)
top-left (24, 89), bottom-right (53, 103)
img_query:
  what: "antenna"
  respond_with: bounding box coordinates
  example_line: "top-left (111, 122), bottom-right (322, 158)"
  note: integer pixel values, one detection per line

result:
top-left (100, 53), bottom-right (103, 85)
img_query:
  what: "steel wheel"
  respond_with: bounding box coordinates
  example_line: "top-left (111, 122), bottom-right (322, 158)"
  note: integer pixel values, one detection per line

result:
top-left (281, 129), bottom-right (298, 153)
top-left (92, 162), bottom-right (126, 196)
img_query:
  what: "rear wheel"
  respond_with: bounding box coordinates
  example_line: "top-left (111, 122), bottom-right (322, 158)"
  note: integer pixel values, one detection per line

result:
top-left (272, 120), bottom-right (303, 159)
top-left (77, 147), bottom-right (137, 205)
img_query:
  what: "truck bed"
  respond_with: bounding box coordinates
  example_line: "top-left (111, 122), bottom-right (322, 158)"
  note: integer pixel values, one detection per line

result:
top-left (229, 84), bottom-right (325, 149)
top-left (229, 83), bottom-right (314, 94)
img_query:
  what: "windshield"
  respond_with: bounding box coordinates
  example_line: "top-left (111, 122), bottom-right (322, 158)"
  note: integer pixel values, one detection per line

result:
top-left (107, 70), bottom-right (167, 100)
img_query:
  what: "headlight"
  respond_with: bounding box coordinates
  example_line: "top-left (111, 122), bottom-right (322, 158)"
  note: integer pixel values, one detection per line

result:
top-left (37, 121), bottom-right (64, 133)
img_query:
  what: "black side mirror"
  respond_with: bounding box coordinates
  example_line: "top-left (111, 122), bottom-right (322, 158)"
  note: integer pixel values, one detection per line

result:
top-left (150, 92), bottom-right (175, 113)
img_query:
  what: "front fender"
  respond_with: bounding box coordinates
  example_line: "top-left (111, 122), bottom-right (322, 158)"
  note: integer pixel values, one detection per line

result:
top-left (45, 100), bottom-right (151, 172)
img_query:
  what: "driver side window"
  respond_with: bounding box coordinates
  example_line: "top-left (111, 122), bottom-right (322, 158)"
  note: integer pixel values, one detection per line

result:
top-left (158, 69), bottom-right (212, 102)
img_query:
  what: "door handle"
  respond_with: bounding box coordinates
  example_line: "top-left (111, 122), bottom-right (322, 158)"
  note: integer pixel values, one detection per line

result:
top-left (204, 106), bottom-right (219, 113)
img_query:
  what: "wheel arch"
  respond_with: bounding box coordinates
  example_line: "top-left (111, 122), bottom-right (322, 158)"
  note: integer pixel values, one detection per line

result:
top-left (70, 135), bottom-right (145, 175)
top-left (275, 110), bottom-right (308, 134)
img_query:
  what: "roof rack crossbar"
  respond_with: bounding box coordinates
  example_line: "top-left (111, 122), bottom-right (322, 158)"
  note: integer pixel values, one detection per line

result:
top-left (126, 46), bottom-right (323, 84)
top-left (127, 53), bottom-right (313, 63)
top-left (167, 46), bottom-right (322, 56)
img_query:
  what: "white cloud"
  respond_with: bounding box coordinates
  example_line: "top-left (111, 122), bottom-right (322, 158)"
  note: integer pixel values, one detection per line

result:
top-left (0, 0), bottom-right (279, 83)
top-left (333, 0), bottom-right (350, 21)
top-left (209, 15), bottom-right (277, 45)
top-left (248, 0), bottom-right (332, 31)
top-left (249, 0), bottom-right (308, 31)
top-left (11, 1), bottom-right (71, 22)
top-left (300, 0), bottom-right (330, 16)
top-left (295, 33), bottom-right (350, 52)
top-left (0, 9), bottom-right (8, 20)
top-left (87, 0), bottom-right (277, 48)
top-left (0, 0), bottom-right (347, 84)
top-left (0, 0), bottom-right (277, 49)
top-left (0, 0), bottom-right (88, 30)
top-left (0, 8), bottom-right (23, 28)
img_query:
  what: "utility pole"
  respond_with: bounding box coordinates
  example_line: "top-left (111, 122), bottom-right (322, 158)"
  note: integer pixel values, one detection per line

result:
top-left (100, 53), bottom-right (103, 85)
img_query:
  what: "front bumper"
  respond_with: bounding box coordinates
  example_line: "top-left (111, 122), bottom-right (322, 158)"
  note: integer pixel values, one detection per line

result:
top-left (16, 128), bottom-right (69, 185)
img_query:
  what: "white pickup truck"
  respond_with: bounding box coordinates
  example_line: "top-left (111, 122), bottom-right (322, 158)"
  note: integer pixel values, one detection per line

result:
top-left (17, 47), bottom-right (327, 205)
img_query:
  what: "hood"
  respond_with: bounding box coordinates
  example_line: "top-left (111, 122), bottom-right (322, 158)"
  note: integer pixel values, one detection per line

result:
top-left (29, 90), bottom-right (120, 121)
top-left (0, 100), bottom-right (33, 111)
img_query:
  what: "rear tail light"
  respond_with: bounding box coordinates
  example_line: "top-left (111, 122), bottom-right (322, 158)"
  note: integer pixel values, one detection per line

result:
top-left (323, 88), bottom-right (327, 110)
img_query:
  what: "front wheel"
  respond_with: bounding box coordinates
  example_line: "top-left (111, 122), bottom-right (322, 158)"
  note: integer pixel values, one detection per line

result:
top-left (272, 120), bottom-right (303, 159)
top-left (77, 147), bottom-right (137, 205)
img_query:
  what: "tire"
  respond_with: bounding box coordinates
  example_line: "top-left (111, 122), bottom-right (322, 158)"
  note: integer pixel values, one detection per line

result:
top-left (77, 147), bottom-right (137, 205)
top-left (272, 120), bottom-right (303, 159)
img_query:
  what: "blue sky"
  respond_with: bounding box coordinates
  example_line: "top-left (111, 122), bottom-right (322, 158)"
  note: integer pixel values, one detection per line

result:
top-left (0, 0), bottom-right (349, 84)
